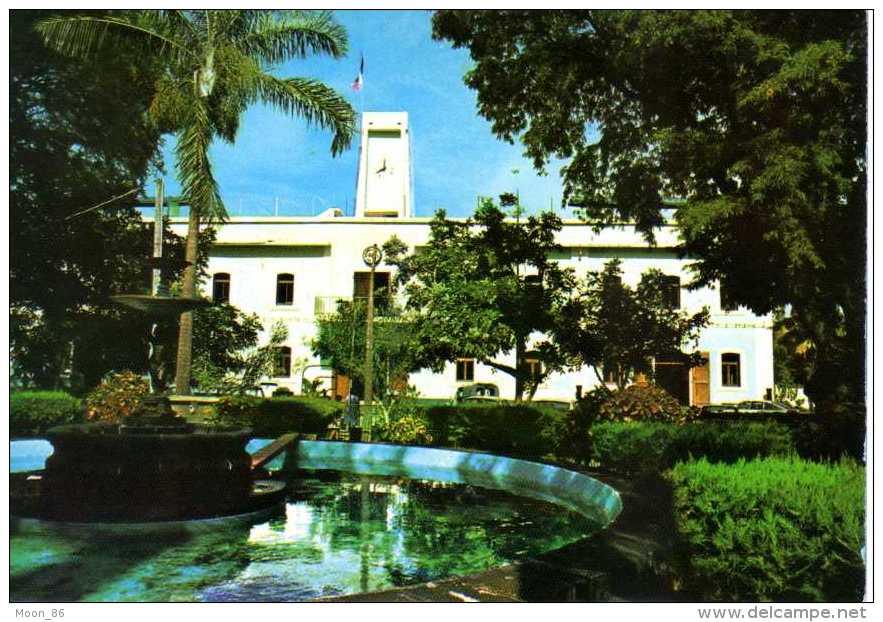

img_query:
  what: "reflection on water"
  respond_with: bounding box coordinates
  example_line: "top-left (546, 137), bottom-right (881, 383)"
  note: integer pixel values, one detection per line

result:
top-left (11, 471), bottom-right (600, 602)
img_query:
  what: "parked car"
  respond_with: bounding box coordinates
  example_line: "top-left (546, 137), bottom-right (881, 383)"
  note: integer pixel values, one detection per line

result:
top-left (702, 400), bottom-right (806, 417)
top-left (455, 383), bottom-right (500, 402)
top-left (530, 399), bottom-right (574, 412)
top-left (735, 400), bottom-right (807, 415)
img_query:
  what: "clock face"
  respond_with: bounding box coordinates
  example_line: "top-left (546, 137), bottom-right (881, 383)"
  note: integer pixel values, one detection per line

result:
top-left (374, 155), bottom-right (394, 176)
top-left (365, 131), bottom-right (405, 215)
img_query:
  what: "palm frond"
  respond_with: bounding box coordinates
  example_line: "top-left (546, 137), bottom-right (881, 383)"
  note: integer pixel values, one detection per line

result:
top-left (147, 74), bottom-right (192, 133)
top-left (35, 13), bottom-right (195, 65)
top-left (162, 10), bottom-right (201, 47)
top-left (240, 10), bottom-right (348, 65)
top-left (253, 73), bottom-right (356, 155)
top-left (176, 101), bottom-right (226, 222)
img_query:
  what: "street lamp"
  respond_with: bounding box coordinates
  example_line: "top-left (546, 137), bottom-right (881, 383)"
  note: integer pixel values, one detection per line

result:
top-left (362, 244), bottom-right (383, 408)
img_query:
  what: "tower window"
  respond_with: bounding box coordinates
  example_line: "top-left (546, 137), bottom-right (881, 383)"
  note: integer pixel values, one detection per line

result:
top-left (212, 273), bottom-right (230, 303)
top-left (455, 358), bottom-right (475, 382)
top-left (276, 273), bottom-right (294, 305)
top-left (721, 353), bottom-right (741, 387)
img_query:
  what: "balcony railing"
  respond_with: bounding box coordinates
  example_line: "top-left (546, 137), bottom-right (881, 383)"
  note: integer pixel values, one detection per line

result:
top-left (314, 296), bottom-right (400, 318)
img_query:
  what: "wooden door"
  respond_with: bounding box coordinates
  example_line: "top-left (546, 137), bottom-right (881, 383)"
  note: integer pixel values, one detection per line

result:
top-left (691, 354), bottom-right (710, 406)
top-left (332, 372), bottom-right (351, 401)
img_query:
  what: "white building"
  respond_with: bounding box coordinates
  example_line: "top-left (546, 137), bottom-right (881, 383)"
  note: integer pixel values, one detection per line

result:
top-left (170, 112), bottom-right (773, 405)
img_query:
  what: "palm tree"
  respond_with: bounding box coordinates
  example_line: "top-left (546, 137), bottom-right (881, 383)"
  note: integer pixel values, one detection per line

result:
top-left (37, 10), bottom-right (356, 394)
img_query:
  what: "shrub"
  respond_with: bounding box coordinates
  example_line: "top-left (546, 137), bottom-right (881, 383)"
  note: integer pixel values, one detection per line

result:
top-left (588, 421), bottom-right (795, 475)
top-left (594, 384), bottom-right (696, 424)
top-left (84, 370), bottom-right (149, 423)
top-left (212, 396), bottom-right (342, 436)
top-left (669, 457), bottom-right (865, 601)
top-left (11, 391), bottom-right (84, 437)
top-left (380, 412), bottom-right (434, 445)
top-left (272, 387), bottom-right (293, 398)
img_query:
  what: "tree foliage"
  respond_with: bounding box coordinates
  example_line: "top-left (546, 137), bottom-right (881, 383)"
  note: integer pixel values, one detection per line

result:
top-left (384, 197), bottom-right (576, 400)
top-left (37, 9), bottom-right (357, 394)
top-left (10, 9), bottom-right (174, 392)
top-left (192, 320), bottom-right (289, 395)
top-left (432, 10), bottom-right (867, 405)
top-left (555, 260), bottom-right (709, 390)
top-left (312, 299), bottom-right (420, 401)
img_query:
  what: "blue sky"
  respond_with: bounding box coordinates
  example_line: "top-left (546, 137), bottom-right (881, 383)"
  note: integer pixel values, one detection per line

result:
top-left (156, 10), bottom-right (568, 218)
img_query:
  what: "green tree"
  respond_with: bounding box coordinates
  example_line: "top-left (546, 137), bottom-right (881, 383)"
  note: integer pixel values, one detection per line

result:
top-left (555, 260), bottom-right (709, 391)
top-left (37, 9), bottom-right (356, 394)
top-left (10, 9), bottom-right (177, 392)
top-left (312, 298), bottom-right (420, 401)
top-left (384, 197), bottom-right (576, 401)
top-left (192, 320), bottom-right (289, 395)
top-left (432, 10), bottom-right (867, 406)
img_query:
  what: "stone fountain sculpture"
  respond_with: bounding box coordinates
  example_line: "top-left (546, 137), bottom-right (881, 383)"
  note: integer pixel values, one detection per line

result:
top-left (19, 198), bottom-right (285, 523)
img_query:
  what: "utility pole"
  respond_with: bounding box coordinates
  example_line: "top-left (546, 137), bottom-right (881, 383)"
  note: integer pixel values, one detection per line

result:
top-left (152, 178), bottom-right (164, 295)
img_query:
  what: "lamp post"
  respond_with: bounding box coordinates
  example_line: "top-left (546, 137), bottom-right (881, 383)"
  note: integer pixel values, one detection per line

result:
top-left (152, 178), bottom-right (164, 295)
top-left (362, 244), bottom-right (383, 409)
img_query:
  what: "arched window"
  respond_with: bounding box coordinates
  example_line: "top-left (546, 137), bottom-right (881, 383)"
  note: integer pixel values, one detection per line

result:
top-left (212, 273), bottom-right (230, 303)
top-left (273, 346), bottom-right (292, 377)
top-left (276, 273), bottom-right (294, 305)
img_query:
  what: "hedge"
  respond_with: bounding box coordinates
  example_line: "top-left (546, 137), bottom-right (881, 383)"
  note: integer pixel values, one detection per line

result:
top-left (422, 403), bottom-right (566, 458)
top-left (587, 421), bottom-right (795, 476)
top-left (211, 396), bottom-right (343, 437)
top-left (11, 391), bottom-right (84, 437)
top-left (670, 457), bottom-right (865, 601)
top-left (703, 409), bottom-right (866, 462)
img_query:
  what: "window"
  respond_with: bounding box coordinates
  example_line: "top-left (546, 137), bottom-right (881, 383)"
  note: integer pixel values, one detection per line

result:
top-left (661, 275), bottom-right (681, 309)
top-left (212, 273), bottom-right (230, 303)
top-left (353, 271), bottom-right (390, 298)
top-left (602, 363), bottom-right (619, 385)
top-left (525, 274), bottom-right (542, 301)
top-left (276, 273), bottom-right (294, 305)
top-left (273, 346), bottom-right (292, 377)
top-left (455, 358), bottom-right (474, 382)
top-left (524, 358), bottom-right (542, 382)
top-left (719, 282), bottom-right (738, 312)
top-left (721, 353), bottom-right (741, 387)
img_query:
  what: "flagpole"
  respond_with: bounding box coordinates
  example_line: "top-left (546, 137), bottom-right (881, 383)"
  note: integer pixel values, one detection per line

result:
top-left (352, 53), bottom-right (364, 217)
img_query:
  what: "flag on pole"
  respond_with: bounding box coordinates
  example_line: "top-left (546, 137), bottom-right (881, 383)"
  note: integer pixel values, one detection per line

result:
top-left (351, 55), bottom-right (364, 92)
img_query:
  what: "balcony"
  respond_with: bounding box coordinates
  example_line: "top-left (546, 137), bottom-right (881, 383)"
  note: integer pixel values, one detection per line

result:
top-left (314, 295), bottom-right (400, 318)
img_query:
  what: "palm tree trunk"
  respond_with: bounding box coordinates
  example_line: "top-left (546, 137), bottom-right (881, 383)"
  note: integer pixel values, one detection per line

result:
top-left (174, 206), bottom-right (200, 395)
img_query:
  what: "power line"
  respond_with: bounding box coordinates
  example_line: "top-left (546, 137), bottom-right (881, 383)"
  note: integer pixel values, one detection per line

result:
top-left (64, 187), bottom-right (141, 220)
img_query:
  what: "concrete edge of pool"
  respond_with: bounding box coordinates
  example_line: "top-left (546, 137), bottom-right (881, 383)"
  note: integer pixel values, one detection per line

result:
top-left (294, 440), bottom-right (623, 529)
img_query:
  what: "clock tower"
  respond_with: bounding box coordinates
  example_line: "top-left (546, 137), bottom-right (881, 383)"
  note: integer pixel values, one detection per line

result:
top-left (354, 112), bottom-right (412, 218)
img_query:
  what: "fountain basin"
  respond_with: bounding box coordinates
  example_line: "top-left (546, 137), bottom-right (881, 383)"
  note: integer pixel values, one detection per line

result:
top-left (28, 422), bottom-right (266, 522)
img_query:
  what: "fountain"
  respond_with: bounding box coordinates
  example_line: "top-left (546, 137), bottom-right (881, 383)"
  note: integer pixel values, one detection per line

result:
top-left (12, 201), bottom-right (286, 523)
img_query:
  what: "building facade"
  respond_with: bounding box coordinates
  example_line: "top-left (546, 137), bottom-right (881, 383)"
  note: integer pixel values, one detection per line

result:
top-left (169, 112), bottom-right (773, 404)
